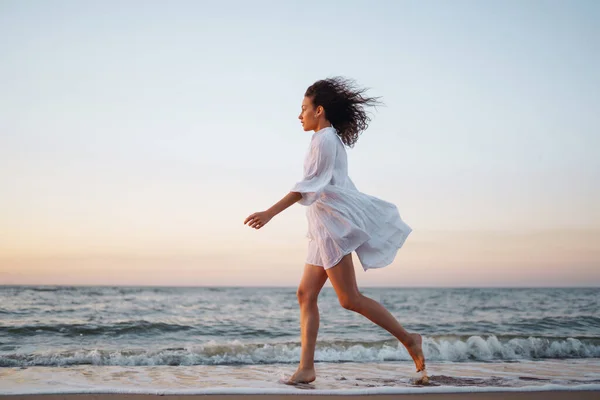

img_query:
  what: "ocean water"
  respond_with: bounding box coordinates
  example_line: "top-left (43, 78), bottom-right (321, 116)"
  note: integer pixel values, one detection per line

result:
top-left (1, 286), bottom-right (599, 395)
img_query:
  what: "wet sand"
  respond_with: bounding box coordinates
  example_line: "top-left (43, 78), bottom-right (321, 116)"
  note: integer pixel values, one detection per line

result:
top-left (2, 392), bottom-right (600, 400)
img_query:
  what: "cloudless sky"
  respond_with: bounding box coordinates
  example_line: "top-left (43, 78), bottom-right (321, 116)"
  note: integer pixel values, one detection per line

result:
top-left (1, 0), bottom-right (599, 286)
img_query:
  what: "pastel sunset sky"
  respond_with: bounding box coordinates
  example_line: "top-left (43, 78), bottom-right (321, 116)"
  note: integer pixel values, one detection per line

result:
top-left (1, 0), bottom-right (598, 287)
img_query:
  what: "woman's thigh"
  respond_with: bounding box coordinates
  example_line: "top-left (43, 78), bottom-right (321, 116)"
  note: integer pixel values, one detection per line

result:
top-left (324, 254), bottom-right (360, 300)
top-left (297, 263), bottom-right (329, 300)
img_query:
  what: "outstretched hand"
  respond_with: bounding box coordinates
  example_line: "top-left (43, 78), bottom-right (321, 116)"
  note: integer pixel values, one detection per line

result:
top-left (244, 211), bottom-right (273, 230)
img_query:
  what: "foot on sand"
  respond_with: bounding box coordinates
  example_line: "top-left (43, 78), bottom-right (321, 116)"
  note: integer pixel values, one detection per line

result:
top-left (282, 367), bottom-right (316, 385)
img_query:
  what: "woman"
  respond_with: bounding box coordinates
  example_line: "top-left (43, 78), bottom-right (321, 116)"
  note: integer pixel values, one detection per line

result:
top-left (244, 77), bottom-right (426, 384)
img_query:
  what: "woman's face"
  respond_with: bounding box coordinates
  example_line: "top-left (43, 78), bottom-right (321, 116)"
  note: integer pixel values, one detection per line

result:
top-left (298, 96), bottom-right (322, 132)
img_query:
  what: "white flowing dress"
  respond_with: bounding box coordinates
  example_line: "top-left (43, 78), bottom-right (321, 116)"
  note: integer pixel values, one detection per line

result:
top-left (291, 126), bottom-right (412, 270)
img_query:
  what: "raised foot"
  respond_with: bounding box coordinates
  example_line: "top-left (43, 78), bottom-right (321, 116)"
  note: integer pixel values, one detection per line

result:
top-left (413, 368), bottom-right (430, 385)
top-left (407, 333), bottom-right (426, 373)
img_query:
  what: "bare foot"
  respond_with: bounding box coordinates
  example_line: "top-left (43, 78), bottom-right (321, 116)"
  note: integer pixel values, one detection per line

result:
top-left (406, 333), bottom-right (426, 372)
top-left (285, 367), bottom-right (316, 384)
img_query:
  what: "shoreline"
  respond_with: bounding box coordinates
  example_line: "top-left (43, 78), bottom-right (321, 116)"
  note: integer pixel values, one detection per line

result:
top-left (2, 362), bottom-right (599, 397)
top-left (2, 385), bottom-right (600, 397)
top-left (2, 390), bottom-right (600, 400)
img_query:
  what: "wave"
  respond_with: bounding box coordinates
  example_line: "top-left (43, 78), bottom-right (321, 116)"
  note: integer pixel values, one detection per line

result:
top-left (5, 315), bottom-right (600, 337)
top-left (1, 320), bottom-right (197, 336)
top-left (1, 335), bottom-right (599, 367)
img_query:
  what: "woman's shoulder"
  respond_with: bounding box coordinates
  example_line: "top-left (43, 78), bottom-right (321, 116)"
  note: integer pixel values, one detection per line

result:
top-left (311, 126), bottom-right (338, 144)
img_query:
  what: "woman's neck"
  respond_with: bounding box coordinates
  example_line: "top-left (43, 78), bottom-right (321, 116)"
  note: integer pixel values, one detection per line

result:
top-left (314, 121), bottom-right (332, 132)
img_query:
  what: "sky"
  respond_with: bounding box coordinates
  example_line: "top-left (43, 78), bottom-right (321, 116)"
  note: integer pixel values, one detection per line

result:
top-left (1, 0), bottom-right (599, 287)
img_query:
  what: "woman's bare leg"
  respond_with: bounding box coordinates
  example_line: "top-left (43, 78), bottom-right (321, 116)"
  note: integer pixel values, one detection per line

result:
top-left (288, 263), bottom-right (329, 384)
top-left (325, 254), bottom-right (426, 372)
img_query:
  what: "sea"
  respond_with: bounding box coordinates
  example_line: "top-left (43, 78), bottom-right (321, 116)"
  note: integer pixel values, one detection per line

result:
top-left (1, 286), bottom-right (599, 395)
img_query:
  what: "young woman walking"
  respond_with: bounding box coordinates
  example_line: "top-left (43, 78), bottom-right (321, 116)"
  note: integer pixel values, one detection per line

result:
top-left (244, 77), bottom-right (426, 384)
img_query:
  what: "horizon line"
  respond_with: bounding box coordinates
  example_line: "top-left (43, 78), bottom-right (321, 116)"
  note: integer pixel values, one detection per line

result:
top-left (1, 284), bottom-right (597, 289)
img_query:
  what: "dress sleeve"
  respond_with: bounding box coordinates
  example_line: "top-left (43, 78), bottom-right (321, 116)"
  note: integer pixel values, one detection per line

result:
top-left (291, 135), bottom-right (337, 206)
top-left (291, 133), bottom-right (337, 206)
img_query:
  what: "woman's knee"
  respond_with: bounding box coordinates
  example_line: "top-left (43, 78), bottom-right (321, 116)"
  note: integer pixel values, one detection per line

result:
top-left (297, 286), bottom-right (319, 305)
top-left (338, 292), bottom-right (363, 311)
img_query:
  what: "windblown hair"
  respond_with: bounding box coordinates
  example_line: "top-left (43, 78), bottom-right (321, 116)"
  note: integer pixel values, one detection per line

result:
top-left (305, 76), bottom-right (382, 147)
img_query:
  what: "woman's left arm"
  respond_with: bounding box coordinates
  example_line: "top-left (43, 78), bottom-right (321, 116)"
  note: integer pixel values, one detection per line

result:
top-left (244, 191), bottom-right (302, 230)
top-left (244, 132), bottom-right (336, 230)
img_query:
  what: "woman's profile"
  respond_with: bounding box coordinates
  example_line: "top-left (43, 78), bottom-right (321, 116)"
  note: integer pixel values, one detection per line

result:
top-left (244, 76), bottom-right (426, 384)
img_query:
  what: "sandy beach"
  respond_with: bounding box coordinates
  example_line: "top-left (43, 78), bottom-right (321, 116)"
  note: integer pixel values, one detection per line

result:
top-left (2, 392), bottom-right (600, 400)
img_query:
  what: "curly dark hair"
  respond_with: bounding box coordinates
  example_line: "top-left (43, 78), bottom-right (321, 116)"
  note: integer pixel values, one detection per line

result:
top-left (305, 76), bottom-right (382, 147)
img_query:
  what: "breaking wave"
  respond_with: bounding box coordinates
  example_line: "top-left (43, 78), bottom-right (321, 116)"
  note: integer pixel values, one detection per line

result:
top-left (2, 335), bottom-right (599, 367)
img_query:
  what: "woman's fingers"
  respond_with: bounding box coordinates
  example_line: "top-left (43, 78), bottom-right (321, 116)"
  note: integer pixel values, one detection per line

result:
top-left (244, 212), bottom-right (267, 229)
top-left (244, 213), bottom-right (257, 225)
